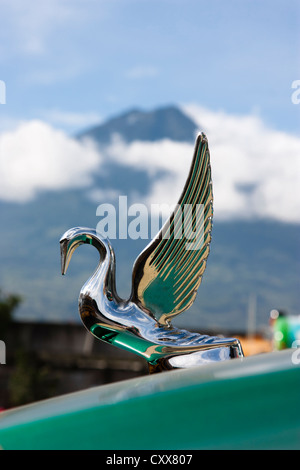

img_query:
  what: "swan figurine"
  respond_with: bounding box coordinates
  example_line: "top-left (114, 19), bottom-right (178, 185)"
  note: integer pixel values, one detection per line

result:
top-left (60, 133), bottom-right (243, 372)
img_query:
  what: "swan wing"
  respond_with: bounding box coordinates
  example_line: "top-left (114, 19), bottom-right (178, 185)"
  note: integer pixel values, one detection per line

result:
top-left (131, 133), bottom-right (213, 325)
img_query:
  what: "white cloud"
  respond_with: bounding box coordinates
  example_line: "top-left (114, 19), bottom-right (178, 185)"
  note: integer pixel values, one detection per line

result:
top-left (25, 64), bottom-right (85, 86)
top-left (105, 135), bottom-right (192, 216)
top-left (0, 0), bottom-right (90, 57)
top-left (103, 107), bottom-right (300, 223)
top-left (183, 104), bottom-right (300, 222)
top-left (41, 109), bottom-right (102, 133)
top-left (87, 188), bottom-right (120, 203)
top-left (1, 106), bottom-right (299, 224)
top-left (0, 120), bottom-right (102, 202)
top-left (125, 65), bottom-right (159, 79)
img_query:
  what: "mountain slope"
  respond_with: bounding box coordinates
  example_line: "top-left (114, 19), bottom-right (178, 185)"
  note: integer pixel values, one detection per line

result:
top-left (77, 105), bottom-right (198, 143)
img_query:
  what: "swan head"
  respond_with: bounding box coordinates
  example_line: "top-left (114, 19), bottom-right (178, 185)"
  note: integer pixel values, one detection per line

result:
top-left (60, 227), bottom-right (91, 275)
top-left (60, 226), bottom-right (112, 275)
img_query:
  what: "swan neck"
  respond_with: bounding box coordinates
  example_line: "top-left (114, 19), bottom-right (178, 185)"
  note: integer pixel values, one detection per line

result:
top-left (80, 232), bottom-right (119, 303)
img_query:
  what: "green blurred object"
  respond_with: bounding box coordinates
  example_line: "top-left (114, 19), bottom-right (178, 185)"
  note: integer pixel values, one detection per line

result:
top-left (273, 315), bottom-right (290, 349)
top-left (0, 349), bottom-right (299, 450)
top-left (271, 309), bottom-right (300, 350)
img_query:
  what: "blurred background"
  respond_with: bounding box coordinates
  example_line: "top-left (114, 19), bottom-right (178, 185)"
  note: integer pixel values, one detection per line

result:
top-left (0, 0), bottom-right (299, 409)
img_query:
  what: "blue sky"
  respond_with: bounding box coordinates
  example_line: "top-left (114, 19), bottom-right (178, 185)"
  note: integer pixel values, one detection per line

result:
top-left (0, 0), bottom-right (299, 224)
top-left (1, 0), bottom-right (299, 134)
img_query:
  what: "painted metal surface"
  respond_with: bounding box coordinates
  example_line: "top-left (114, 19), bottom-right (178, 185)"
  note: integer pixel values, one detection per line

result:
top-left (0, 349), bottom-right (299, 450)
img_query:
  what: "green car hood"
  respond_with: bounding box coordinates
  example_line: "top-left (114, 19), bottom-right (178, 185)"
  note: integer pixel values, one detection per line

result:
top-left (0, 349), bottom-right (299, 450)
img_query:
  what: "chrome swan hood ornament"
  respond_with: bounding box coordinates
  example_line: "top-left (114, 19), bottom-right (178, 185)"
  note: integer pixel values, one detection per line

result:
top-left (60, 134), bottom-right (243, 372)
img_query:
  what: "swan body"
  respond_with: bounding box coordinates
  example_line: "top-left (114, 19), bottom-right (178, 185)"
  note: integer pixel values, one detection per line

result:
top-left (60, 134), bottom-right (243, 372)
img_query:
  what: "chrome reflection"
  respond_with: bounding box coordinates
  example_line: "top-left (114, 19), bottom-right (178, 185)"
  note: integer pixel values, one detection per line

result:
top-left (60, 134), bottom-right (243, 372)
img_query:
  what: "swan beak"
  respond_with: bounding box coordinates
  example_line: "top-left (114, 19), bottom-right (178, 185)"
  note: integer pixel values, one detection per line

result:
top-left (60, 239), bottom-right (69, 275)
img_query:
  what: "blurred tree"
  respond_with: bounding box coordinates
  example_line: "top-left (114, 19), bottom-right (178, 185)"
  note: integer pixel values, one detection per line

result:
top-left (8, 349), bottom-right (57, 407)
top-left (0, 289), bottom-right (22, 337)
top-left (0, 289), bottom-right (58, 407)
